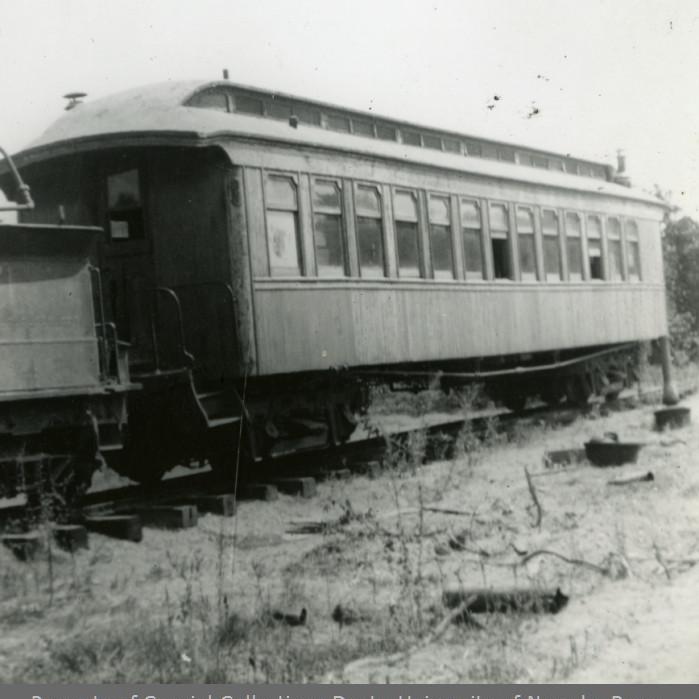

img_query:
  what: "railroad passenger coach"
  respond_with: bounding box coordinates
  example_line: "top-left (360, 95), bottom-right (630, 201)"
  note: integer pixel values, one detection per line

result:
top-left (0, 80), bottom-right (672, 480)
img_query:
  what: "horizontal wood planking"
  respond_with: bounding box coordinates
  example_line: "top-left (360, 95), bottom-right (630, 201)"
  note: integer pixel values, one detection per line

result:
top-left (230, 142), bottom-right (668, 376)
top-left (251, 281), bottom-right (666, 374)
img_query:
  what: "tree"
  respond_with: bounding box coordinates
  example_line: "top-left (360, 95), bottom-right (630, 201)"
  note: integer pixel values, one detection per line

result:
top-left (662, 216), bottom-right (699, 362)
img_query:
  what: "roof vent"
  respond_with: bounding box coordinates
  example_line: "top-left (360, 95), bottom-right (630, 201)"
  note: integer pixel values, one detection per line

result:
top-left (222, 68), bottom-right (229, 80)
top-left (613, 149), bottom-right (631, 187)
top-left (63, 92), bottom-right (87, 110)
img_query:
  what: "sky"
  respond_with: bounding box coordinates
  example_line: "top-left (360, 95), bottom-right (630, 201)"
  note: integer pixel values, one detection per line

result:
top-left (0, 0), bottom-right (698, 217)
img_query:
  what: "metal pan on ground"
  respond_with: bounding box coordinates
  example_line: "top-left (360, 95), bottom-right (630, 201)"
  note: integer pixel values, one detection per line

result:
top-left (654, 406), bottom-right (691, 431)
top-left (584, 440), bottom-right (644, 467)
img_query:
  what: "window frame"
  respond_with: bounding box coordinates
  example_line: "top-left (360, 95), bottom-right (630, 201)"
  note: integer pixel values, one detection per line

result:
top-left (393, 187), bottom-right (423, 279)
top-left (586, 213), bottom-right (605, 281)
top-left (232, 93), bottom-right (265, 116)
top-left (624, 219), bottom-right (642, 282)
top-left (354, 181), bottom-right (387, 279)
top-left (564, 210), bottom-right (585, 282)
top-left (427, 192), bottom-right (456, 280)
top-left (488, 200), bottom-right (514, 281)
top-left (105, 166), bottom-right (146, 245)
top-left (401, 130), bottom-right (422, 147)
top-left (263, 171), bottom-right (304, 278)
top-left (310, 177), bottom-right (347, 278)
top-left (325, 112), bottom-right (351, 133)
top-left (606, 216), bottom-right (625, 281)
top-left (515, 205), bottom-right (538, 282)
top-left (541, 208), bottom-right (563, 282)
top-left (459, 197), bottom-right (485, 281)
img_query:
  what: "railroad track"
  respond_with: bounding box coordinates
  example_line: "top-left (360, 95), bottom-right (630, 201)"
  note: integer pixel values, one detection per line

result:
top-left (0, 381), bottom-right (694, 554)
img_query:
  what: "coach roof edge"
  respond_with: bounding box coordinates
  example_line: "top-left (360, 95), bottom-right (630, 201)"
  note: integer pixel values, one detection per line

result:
top-left (10, 80), bottom-right (665, 208)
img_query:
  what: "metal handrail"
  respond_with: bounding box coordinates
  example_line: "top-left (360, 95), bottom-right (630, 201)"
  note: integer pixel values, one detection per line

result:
top-left (95, 321), bottom-right (120, 382)
top-left (168, 281), bottom-right (240, 370)
top-left (0, 146), bottom-right (34, 212)
top-left (88, 265), bottom-right (110, 380)
top-left (150, 286), bottom-right (195, 373)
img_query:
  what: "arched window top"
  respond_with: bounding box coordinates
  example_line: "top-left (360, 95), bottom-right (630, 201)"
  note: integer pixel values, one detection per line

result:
top-left (516, 207), bottom-right (535, 233)
top-left (266, 175), bottom-right (297, 210)
top-left (394, 190), bottom-right (418, 222)
top-left (428, 195), bottom-right (450, 224)
top-left (356, 185), bottom-right (381, 217)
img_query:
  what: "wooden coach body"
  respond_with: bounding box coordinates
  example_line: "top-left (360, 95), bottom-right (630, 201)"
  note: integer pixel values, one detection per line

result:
top-left (4, 81), bottom-right (668, 384)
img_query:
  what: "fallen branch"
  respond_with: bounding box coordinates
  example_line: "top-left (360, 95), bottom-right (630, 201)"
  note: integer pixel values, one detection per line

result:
top-left (342, 594), bottom-right (483, 678)
top-left (659, 438), bottom-right (686, 447)
top-left (524, 466), bottom-right (543, 528)
top-left (516, 548), bottom-right (610, 575)
top-left (423, 506), bottom-right (473, 516)
top-left (652, 542), bottom-right (672, 581)
top-left (607, 471), bottom-right (654, 486)
top-left (432, 597), bottom-right (484, 632)
top-left (443, 586), bottom-right (569, 614)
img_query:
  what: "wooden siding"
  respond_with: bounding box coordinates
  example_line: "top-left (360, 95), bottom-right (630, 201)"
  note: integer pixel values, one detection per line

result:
top-left (252, 281), bottom-right (666, 375)
top-left (233, 143), bottom-right (667, 377)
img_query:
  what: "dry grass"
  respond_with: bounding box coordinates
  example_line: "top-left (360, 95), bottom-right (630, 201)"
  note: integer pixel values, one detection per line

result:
top-left (2, 372), bottom-right (699, 682)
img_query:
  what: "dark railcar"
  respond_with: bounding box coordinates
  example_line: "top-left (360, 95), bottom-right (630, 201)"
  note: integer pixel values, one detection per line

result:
top-left (1, 80), bottom-right (674, 482)
top-left (0, 150), bottom-right (134, 508)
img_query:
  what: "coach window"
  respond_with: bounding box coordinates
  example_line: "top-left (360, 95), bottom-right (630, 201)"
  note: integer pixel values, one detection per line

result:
top-left (443, 138), bottom-right (461, 154)
top-left (428, 195), bottom-right (454, 279)
top-left (460, 199), bottom-right (484, 280)
top-left (423, 134), bottom-right (442, 150)
top-left (352, 119), bottom-right (375, 137)
top-left (107, 169), bottom-right (144, 240)
top-left (267, 100), bottom-right (293, 120)
top-left (550, 159), bottom-right (565, 172)
top-left (542, 209), bottom-right (562, 281)
top-left (565, 212), bottom-right (584, 281)
top-left (465, 141), bottom-right (482, 157)
top-left (234, 94), bottom-right (264, 115)
top-left (265, 175), bottom-right (302, 277)
top-left (402, 131), bottom-right (422, 147)
top-left (587, 215), bottom-right (604, 280)
top-left (326, 114), bottom-right (351, 132)
top-left (376, 124), bottom-right (397, 141)
top-left (294, 105), bottom-right (322, 126)
top-left (313, 180), bottom-right (346, 277)
top-left (516, 207), bottom-right (537, 281)
top-left (607, 217), bottom-right (624, 281)
top-left (489, 203), bottom-right (512, 280)
top-left (625, 220), bottom-right (641, 281)
top-left (188, 88), bottom-right (229, 112)
top-left (355, 185), bottom-right (385, 278)
top-left (394, 190), bottom-right (421, 278)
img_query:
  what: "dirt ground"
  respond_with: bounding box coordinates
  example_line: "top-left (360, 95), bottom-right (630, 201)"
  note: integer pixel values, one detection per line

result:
top-left (1, 385), bottom-right (699, 683)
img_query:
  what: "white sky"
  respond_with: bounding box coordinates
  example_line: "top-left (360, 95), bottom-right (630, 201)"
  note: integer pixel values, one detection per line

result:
top-left (1, 0), bottom-right (698, 216)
